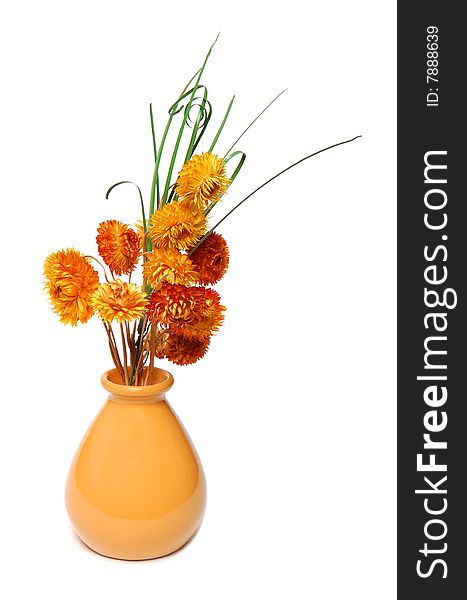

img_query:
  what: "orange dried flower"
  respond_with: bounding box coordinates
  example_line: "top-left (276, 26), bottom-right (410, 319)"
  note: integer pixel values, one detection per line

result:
top-left (154, 328), bottom-right (170, 359)
top-left (176, 287), bottom-right (225, 339)
top-left (44, 248), bottom-right (99, 326)
top-left (143, 248), bottom-right (199, 287)
top-left (147, 284), bottom-right (204, 327)
top-left (190, 232), bottom-right (229, 285)
top-left (148, 200), bottom-right (206, 251)
top-left (176, 152), bottom-right (230, 209)
top-left (96, 220), bottom-right (141, 275)
top-left (91, 280), bottom-right (147, 323)
top-left (148, 284), bottom-right (225, 341)
top-left (164, 331), bottom-right (211, 365)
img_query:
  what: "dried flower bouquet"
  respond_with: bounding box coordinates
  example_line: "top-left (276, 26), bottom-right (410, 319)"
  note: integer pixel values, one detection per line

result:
top-left (44, 37), bottom-right (360, 386)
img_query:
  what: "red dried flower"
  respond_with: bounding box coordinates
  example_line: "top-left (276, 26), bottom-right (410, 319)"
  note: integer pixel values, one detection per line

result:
top-left (190, 232), bottom-right (229, 285)
top-left (164, 331), bottom-right (211, 365)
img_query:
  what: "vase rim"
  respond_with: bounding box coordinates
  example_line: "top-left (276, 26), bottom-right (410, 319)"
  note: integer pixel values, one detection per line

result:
top-left (101, 367), bottom-right (174, 402)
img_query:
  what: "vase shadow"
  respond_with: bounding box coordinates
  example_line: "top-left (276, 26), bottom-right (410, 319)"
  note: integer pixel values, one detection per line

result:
top-left (69, 524), bottom-right (202, 562)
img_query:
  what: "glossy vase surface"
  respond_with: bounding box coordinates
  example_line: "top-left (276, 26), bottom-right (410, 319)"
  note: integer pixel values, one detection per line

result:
top-left (65, 367), bottom-right (206, 560)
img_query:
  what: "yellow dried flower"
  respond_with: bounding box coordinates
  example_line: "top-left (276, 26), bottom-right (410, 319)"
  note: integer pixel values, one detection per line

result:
top-left (176, 152), bottom-right (230, 209)
top-left (148, 200), bottom-right (206, 251)
top-left (92, 280), bottom-right (147, 323)
top-left (44, 248), bottom-right (99, 326)
top-left (143, 248), bottom-right (199, 287)
top-left (96, 220), bottom-right (141, 275)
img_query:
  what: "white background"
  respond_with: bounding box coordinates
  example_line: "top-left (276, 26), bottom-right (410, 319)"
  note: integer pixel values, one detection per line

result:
top-left (0, 1), bottom-right (396, 598)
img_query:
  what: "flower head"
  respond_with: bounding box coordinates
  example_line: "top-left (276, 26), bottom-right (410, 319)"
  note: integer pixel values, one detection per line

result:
top-left (179, 287), bottom-right (225, 339)
top-left (176, 152), bottom-right (230, 209)
top-left (147, 284), bottom-right (204, 327)
top-left (147, 284), bottom-right (225, 339)
top-left (143, 248), bottom-right (199, 287)
top-left (164, 331), bottom-right (211, 365)
top-left (92, 280), bottom-right (147, 323)
top-left (190, 232), bottom-right (229, 285)
top-left (96, 220), bottom-right (141, 275)
top-left (44, 248), bottom-right (99, 326)
top-left (154, 328), bottom-right (170, 359)
top-left (148, 200), bottom-right (206, 251)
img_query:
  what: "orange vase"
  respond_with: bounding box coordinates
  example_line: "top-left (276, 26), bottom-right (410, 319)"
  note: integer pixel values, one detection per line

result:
top-left (65, 367), bottom-right (206, 560)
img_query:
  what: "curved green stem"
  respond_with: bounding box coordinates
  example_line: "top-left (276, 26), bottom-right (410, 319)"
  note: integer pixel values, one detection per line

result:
top-left (149, 69), bottom-right (202, 217)
top-left (106, 180), bottom-right (147, 234)
top-left (205, 150), bottom-right (246, 216)
top-left (161, 36), bottom-right (219, 206)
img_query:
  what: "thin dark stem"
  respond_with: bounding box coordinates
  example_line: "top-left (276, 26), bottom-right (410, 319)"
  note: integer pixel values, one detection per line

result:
top-left (223, 89), bottom-right (288, 157)
top-left (189, 135), bottom-right (362, 255)
top-left (106, 181), bottom-right (147, 236)
top-left (84, 255), bottom-right (111, 283)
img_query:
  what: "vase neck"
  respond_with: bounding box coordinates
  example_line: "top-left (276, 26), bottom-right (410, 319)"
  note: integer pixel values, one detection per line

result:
top-left (101, 367), bottom-right (174, 404)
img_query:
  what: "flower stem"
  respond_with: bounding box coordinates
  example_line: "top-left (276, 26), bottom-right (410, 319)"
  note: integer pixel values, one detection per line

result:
top-left (103, 322), bottom-right (124, 381)
top-left (189, 135), bottom-right (362, 254)
top-left (223, 89), bottom-right (287, 157)
top-left (120, 323), bottom-right (129, 385)
top-left (129, 315), bottom-right (148, 385)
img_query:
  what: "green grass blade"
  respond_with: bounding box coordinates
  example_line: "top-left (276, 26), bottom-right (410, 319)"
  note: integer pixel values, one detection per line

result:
top-left (161, 36), bottom-right (219, 206)
top-left (149, 103), bottom-right (161, 210)
top-left (149, 103), bottom-right (157, 162)
top-left (149, 68), bottom-right (203, 217)
top-left (157, 85), bottom-right (209, 205)
top-left (209, 95), bottom-right (235, 153)
top-left (184, 87), bottom-right (213, 162)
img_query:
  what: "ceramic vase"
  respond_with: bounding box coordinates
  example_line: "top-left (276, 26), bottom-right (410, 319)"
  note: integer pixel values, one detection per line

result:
top-left (65, 367), bottom-right (206, 560)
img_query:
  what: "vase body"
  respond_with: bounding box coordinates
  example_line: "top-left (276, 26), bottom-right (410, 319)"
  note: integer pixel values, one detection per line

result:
top-left (65, 367), bottom-right (206, 560)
